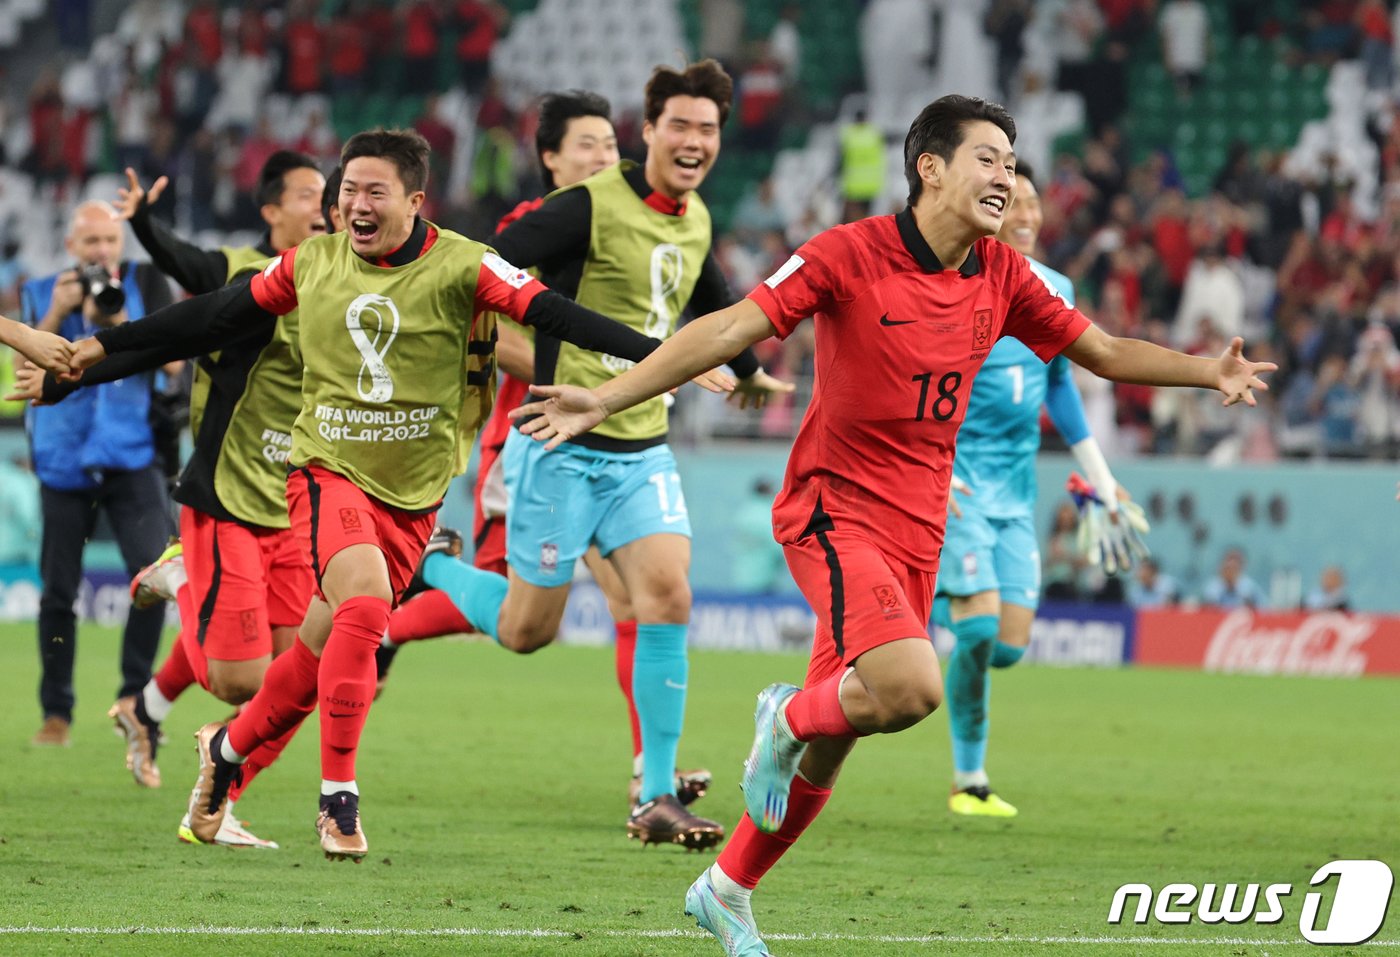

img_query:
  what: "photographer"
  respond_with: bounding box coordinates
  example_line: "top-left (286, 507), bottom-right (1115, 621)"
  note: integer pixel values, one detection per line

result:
top-left (20, 201), bottom-right (175, 747)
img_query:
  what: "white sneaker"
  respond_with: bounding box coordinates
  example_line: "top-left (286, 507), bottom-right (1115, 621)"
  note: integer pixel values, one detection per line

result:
top-left (178, 801), bottom-right (278, 849)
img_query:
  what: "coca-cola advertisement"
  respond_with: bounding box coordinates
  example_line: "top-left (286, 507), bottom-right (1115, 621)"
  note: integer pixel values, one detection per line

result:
top-left (1136, 608), bottom-right (1400, 677)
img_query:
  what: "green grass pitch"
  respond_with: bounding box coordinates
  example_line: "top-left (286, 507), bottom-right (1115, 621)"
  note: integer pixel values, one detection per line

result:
top-left (0, 621), bottom-right (1394, 956)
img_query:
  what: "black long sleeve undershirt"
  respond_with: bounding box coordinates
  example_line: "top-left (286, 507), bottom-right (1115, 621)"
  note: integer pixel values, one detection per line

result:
top-left (128, 201), bottom-right (241, 295)
top-left (94, 270), bottom-right (660, 368)
top-left (490, 168), bottom-right (761, 379)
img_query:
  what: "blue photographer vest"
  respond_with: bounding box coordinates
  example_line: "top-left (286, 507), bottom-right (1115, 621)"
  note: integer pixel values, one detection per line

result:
top-left (21, 263), bottom-right (155, 491)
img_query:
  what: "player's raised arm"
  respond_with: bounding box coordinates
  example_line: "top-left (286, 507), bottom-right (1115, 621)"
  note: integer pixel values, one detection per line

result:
top-left (117, 168), bottom-right (231, 295)
top-left (514, 298), bottom-right (777, 447)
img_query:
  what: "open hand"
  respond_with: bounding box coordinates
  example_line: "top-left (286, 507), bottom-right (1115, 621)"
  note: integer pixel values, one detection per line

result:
top-left (1217, 337), bottom-right (1277, 407)
top-left (728, 369), bottom-right (796, 410)
top-left (689, 367), bottom-right (736, 394)
top-left (114, 167), bottom-right (168, 220)
top-left (4, 360), bottom-right (48, 404)
top-left (510, 383), bottom-right (609, 450)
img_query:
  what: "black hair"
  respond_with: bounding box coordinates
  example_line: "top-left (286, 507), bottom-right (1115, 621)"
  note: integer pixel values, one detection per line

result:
top-left (644, 59), bottom-right (733, 126)
top-left (535, 89), bottom-right (613, 189)
top-left (256, 150), bottom-right (321, 208)
top-left (902, 94), bottom-right (1017, 205)
top-left (340, 128), bottom-right (431, 195)
top-left (1014, 160), bottom-right (1036, 190)
top-left (322, 164), bottom-right (342, 231)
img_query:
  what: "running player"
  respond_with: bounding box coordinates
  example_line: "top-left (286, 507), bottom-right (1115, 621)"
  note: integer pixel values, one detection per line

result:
top-left (376, 89), bottom-right (712, 808)
top-left (934, 161), bottom-right (1140, 818)
top-left (16, 154), bottom-right (328, 846)
top-left (512, 94), bottom-right (1275, 954)
top-left (399, 61), bottom-right (791, 850)
top-left (71, 128), bottom-right (686, 861)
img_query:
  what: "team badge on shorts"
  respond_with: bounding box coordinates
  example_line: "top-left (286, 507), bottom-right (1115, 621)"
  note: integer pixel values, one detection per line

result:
top-left (340, 508), bottom-right (362, 532)
top-left (972, 309), bottom-right (993, 350)
top-left (962, 551), bottom-right (978, 578)
top-left (873, 585), bottom-right (904, 620)
top-left (540, 543), bottom-right (558, 573)
top-left (240, 610), bottom-right (260, 642)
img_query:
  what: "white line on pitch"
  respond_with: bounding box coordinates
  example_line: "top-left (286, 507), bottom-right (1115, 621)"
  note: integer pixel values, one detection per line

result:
top-left (0, 926), bottom-right (1394, 946)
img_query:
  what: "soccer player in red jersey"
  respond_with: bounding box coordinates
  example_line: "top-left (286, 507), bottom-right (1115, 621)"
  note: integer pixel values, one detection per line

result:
top-left (514, 94), bottom-right (1276, 953)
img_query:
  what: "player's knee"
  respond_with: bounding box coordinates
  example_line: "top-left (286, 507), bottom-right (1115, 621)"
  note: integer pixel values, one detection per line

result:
top-left (208, 674), bottom-right (260, 705)
top-left (877, 678), bottom-right (943, 731)
top-left (497, 620), bottom-right (556, 654)
top-left (631, 577), bottom-right (691, 624)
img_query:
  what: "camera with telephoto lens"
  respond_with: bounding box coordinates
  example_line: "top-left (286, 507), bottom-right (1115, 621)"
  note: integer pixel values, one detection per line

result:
top-left (78, 262), bottom-right (125, 315)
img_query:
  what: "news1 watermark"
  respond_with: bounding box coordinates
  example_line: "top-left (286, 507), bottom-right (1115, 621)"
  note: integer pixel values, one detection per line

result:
top-left (1108, 860), bottom-right (1394, 945)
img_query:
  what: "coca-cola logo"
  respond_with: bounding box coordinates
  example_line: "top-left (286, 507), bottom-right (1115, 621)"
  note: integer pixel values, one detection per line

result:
top-left (1203, 610), bottom-right (1374, 677)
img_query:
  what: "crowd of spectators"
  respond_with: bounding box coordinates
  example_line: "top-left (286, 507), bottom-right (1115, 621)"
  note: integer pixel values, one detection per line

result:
top-left (6, 0), bottom-right (1400, 462)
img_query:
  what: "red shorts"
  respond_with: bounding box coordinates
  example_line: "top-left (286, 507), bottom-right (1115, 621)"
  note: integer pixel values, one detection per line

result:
top-left (784, 523), bottom-right (937, 687)
top-left (472, 373), bottom-right (526, 576)
top-left (287, 464), bottom-right (438, 604)
top-left (473, 515), bottom-right (508, 576)
top-left (176, 506), bottom-right (315, 683)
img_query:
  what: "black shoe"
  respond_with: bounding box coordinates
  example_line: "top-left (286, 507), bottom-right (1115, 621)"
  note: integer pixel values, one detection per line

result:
top-left (399, 527), bottom-right (463, 603)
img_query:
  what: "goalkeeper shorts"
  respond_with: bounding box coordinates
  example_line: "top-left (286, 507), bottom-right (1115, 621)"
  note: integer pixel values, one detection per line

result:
top-left (936, 509), bottom-right (1041, 608)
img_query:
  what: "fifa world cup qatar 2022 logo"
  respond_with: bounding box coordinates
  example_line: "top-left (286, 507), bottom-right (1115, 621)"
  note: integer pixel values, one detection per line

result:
top-left (1108, 860), bottom-right (1394, 945)
top-left (345, 293), bottom-right (401, 403)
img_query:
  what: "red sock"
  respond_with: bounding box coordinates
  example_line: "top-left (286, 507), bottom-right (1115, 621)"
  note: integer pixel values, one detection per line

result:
top-left (153, 638), bottom-right (196, 702)
top-left (386, 588), bottom-right (471, 644)
top-left (613, 619), bottom-right (641, 758)
top-left (228, 719), bottom-right (304, 803)
top-left (318, 595), bottom-right (392, 782)
top-left (784, 671), bottom-right (858, 740)
top-left (227, 638), bottom-right (320, 757)
top-left (716, 775), bottom-right (833, 888)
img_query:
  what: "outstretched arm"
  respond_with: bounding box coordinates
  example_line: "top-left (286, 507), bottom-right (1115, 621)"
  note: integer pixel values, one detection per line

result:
top-left (513, 299), bottom-right (777, 447)
top-left (71, 277), bottom-right (276, 374)
top-left (1062, 324), bottom-right (1275, 406)
top-left (0, 316), bottom-right (74, 374)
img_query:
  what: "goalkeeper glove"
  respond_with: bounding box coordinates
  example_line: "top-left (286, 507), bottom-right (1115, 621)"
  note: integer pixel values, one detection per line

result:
top-left (1066, 472), bottom-right (1151, 575)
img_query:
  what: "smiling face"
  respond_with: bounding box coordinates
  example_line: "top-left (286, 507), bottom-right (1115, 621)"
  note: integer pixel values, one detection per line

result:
top-left (997, 171), bottom-right (1041, 256)
top-left (544, 115), bottom-right (619, 189)
top-left (643, 95), bottom-right (722, 200)
top-left (263, 165), bottom-right (327, 250)
top-left (929, 119), bottom-right (1017, 238)
top-left (339, 156), bottom-right (423, 259)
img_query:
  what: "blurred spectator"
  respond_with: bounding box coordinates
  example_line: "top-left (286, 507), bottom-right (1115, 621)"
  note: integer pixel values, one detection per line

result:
top-left (1159, 0), bottom-right (1209, 96)
top-left (731, 177), bottom-right (787, 238)
top-left (699, 0), bottom-right (744, 68)
top-left (1200, 547), bottom-right (1264, 609)
top-left (1128, 557), bottom-right (1180, 609)
top-left (1042, 502), bottom-right (1087, 601)
top-left (736, 43), bottom-right (785, 152)
top-left (183, 0), bottom-right (222, 66)
top-left (1350, 323), bottom-right (1400, 453)
top-left (328, 1), bottom-right (372, 97)
top-left (279, 0), bottom-right (325, 96)
top-left (1303, 566), bottom-right (1350, 611)
top-left (1173, 242), bottom-right (1245, 346)
top-left (984, 0), bottom-right (1030, 101)
top-left (1357, 0), bottom-right (1393, 90)
top-left (54, 0), bottom-right (92, 52)
top-left (401, 0), bottom-right (443, 96)
top-left (455, 1), bottom-right (508, 96)
top-left (769, 5), bottom-right (802, 86)
top-left (414, 95), bottom-right (457, 215)
top-left (1309, 354), bottom-right (1361, 454)
top-left (838, 109), bottom-right (885, 221)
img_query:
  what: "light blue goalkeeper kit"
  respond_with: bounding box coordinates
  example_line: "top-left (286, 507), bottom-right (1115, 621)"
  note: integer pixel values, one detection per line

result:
top-left (937, 259), bottom-right (1090, 779)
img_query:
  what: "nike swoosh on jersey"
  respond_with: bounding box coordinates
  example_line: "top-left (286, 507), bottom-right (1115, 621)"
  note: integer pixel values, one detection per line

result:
top-left (879, 314), bottom-right (915, 326)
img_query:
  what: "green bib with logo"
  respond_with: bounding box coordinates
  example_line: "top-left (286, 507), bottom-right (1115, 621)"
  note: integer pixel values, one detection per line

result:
top-left (555, 163), bottom-right (710, 442)
top-left (208, 254), bottom-right (304, 528)
top-left (288, 228), bottom-right (495, 511)
top-left (187, 245), bottom-right (273, 439)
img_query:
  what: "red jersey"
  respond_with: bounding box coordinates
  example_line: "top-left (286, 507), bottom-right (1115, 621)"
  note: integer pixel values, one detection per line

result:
top-left (748, 209), bottom-right (1090, 572)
